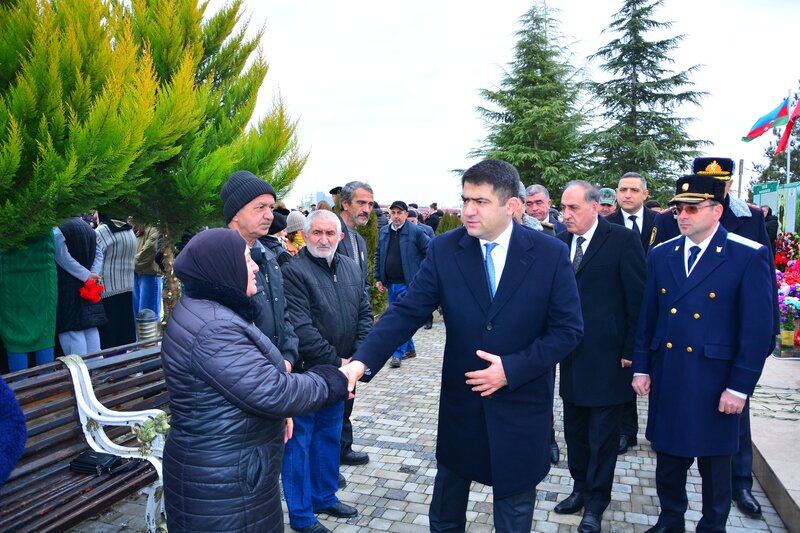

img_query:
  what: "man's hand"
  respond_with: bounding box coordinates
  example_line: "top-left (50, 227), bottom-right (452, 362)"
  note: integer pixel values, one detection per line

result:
top-left (718, 390), bottom-right (746, 415)
top-left (464, 350), bottom-right (508, 397)
top-left (632, 375), bottom-right (650, 396)
top-left (88, 272), bottom-right (101, 283)
top-left (339, 361), bottom-right (366, 394)
top-left (284, 360), bottom-right (292, 373)
top-left (375, 281), bottom-right (385, 293)
top-left (621, 358), bottom-right (632, 368)
top-left (284, 418), bottom-right (294, 443)
top-left (341, 357), bottom-right (351, 367)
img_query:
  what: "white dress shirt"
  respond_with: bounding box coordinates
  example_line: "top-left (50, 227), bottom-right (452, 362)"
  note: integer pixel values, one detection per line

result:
top-left (570, 217), bottom-right (599, 263)
top-left (479, 220), bottom-right (514, 290)
top-left (623, 206), bottom-right (645, 231)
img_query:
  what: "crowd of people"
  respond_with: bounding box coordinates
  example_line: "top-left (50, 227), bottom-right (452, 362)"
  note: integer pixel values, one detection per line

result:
top-left (1, 156), bottom-right (779, 533)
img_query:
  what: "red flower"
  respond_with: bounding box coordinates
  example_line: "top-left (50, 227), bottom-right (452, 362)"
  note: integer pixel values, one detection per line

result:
top-left (79, 278), bottom-right (104, 304)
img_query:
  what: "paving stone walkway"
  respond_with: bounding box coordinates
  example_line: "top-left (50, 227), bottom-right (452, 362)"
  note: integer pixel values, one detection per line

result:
top-left (73, 315), bottom-right (787, 532)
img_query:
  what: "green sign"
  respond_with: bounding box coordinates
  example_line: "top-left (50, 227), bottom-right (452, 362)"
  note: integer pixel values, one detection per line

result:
top-left (779, 181), bottom-right (800, 190)
top-left (754, 182), bottom-right (778, 194)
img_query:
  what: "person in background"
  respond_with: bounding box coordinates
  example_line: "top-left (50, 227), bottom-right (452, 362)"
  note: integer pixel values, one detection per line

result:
top-left (407, 209), bottom-right (436, 330)
top-left (525, 184), bottom-right (566, 235)
top-left (161, 228), bottom-right (349, 533)
top-left (133, 223), bottom-right (163, 319)
top-left (286, 210), bottom-right (307, 256)
top-left (95, 212), bottom-right (137, 349)
top-left (260, 207), bottom-right (293, 267)
top-left (598, 188), bottom-right (617, 217)
top-left (220, 170), bottom-right (299, 375)
top-left (316, 200), bottom-right (332, 211)
top-left (425, 202), bottom-right (441, 232)
top-left (605, 171), bottom-right (658, 455)
top-left (645, 199), bottom-right (662, 212)
top-left (761, 205), bottom-right (778, 255)
top-left (281, 210), bottom-right (372, 532)
top-left (374, 200), bottom-right (431, 368)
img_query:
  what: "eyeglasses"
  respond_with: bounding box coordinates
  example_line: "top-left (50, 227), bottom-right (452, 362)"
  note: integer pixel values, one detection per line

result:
top-left (670, 203), bottom-right (716, 215)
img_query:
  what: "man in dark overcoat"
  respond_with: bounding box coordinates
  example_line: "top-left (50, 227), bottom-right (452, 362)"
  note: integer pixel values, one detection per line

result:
top-left (555, 181), bottom-right (646, 533)
top-left (342, 160), bottom-right (583, 532)
top-left (633, 174), bottom-right (774, 533)
top-left (650, 157), bottom-right (777, 518)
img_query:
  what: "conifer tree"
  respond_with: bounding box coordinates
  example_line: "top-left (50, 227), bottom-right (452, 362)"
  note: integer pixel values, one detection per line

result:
top-left (473, 3), bottom-right (588, 191)
top-left (587, 0), bottom-right (707, 199)
top-left (0, 0), bottom-right (201, 249)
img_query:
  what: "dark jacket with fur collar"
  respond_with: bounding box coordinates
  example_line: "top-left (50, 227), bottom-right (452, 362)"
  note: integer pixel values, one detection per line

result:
top-left (161, 283), bottom-right (347, 532)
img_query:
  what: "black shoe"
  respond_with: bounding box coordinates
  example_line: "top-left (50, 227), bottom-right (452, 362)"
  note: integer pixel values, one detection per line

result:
top-left (733, 489), bottom-right (762, 518)
top-left (554, 492), bottom-right (584, 514)
top-left (423, 322), bottom-right (432, 329)
top-left (550, 441), bottom-right (560, 465)
top-left (292, 521), bottom-right (331, 533)
top-left (340, 449), bottom-right (369, 466)
top-left (618, 434), bottom-right (638, 455)
top-left (390, 356), bottom-right (402, 368)
top-left (644, 524), bottom-right (684, 533)
top-left (403, 350), bottom-right (416, 359)
top-left (578, 512), bottom-right (601, 533)
top-left (315, 501), bottom-right (358, 518)
top-left (338, 473), bottom-right (346, 489)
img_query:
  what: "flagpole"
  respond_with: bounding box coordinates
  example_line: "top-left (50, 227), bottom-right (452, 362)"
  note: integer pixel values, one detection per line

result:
top-left (788, 89), bottom-right (792, 184)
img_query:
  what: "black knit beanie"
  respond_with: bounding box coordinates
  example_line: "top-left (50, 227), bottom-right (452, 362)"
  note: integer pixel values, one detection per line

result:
top-left (220, 170), bottom-right (277, 224)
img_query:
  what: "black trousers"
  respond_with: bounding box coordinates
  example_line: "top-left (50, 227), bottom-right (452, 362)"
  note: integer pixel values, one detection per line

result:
top-left (563, 401), bottom-right (624, 513)
top-left (620, 397), bottom-right (639, 439)
top-left (429, 462), bottom-right (535, 532)
top-left (655, 452), bottom-right (731, 532)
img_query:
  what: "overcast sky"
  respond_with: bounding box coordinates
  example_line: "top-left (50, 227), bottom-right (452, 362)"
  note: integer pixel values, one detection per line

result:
top-left (207, 0), bottom-right (800, 207)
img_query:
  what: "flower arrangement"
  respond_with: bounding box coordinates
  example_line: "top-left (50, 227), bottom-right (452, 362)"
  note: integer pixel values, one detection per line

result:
top-left (775, 232), bottom-right (800, 271)
top-left (777, 262), bottom-right (800, 332)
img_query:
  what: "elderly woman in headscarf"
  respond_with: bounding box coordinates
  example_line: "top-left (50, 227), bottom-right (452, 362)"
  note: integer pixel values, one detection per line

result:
top-left (161, 228), bottom-right (348, 533)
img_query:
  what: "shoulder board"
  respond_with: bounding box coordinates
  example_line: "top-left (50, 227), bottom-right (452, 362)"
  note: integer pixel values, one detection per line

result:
top-left (541, 220), bottom-right (554, 227)
top-left (652, 233), bottom-right (681, 250)
top-left (727, 232), bottom-right (763, 250)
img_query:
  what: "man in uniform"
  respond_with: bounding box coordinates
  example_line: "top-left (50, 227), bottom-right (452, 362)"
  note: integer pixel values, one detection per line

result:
top-left (526, 184), bottom-right (565, 236)
top-left (651, 158), bottom-right (776, 518)
top-left (633, 174), bottom-right (774, 533)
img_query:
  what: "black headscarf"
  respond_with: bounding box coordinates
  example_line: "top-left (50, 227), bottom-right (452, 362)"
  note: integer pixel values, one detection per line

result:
top-left (173, 228), bottom-right (260, 321)
top-left (174, 228), bottom-right (248, 292)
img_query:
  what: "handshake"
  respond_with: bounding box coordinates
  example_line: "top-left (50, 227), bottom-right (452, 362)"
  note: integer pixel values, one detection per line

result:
top-left (338, 360), bottom-right (366, 396)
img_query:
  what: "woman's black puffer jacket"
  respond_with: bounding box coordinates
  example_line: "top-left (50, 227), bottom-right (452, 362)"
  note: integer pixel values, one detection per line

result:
top-left (161, 292), bottom-right (347, 533)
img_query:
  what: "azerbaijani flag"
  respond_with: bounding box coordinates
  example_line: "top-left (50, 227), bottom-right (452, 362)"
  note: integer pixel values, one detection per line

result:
top-left (775, 100), bottom-right (800, 155)
top-left (742, 96), bottom-right (790, 142)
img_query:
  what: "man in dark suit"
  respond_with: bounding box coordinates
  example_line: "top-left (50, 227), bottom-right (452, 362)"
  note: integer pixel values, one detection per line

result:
top-left (650, 158), bottom-right (776, 518)
top-left (525, 184), bottom-right (566, 235)
top-left (633, 173), bottom-right (774, 533)
top-left (341, 160), bottom-right (583, 532)
top-left (334, 181), bottom-right (373, 468)
top-left (555, 181), bottom-right (646, 533)
top-left (604, 171), bottom-right (658, 455)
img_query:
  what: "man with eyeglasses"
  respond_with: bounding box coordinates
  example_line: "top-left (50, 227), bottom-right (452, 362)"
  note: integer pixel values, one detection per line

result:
top-left (632, 173), bottom-right (774, 533)
top-left (650, 157), bottom-right (776, 519)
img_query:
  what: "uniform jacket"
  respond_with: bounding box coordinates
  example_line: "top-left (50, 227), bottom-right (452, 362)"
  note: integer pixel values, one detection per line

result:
top-left (353, 223), bottom-right (583, 498)
top-left (632, 226), bottom-right (773, 457)
top-left (548, 213), bottom-right (567, 234)
top-left (556, 217), bottom-right (645, 406)
top-left (161, 285), bottom-right (347, 532)
top-left (282, 248), bottom-right (372, 371)
top-left (374, 221), bottom-right (431, 286)
top-left (605, 206), bottom-right (658, 251)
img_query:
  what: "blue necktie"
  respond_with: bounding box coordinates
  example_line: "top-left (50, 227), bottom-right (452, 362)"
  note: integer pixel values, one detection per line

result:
top-left (484, 242), bottom-right (499, 297)
top-left (687, 245), bottom-right (701, 273)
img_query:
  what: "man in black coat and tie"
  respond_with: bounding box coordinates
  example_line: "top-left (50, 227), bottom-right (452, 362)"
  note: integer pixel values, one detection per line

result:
top-left (604, 171), bottom-right (658, 455)
top-left (555, 181), bottom-right (646, 533)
